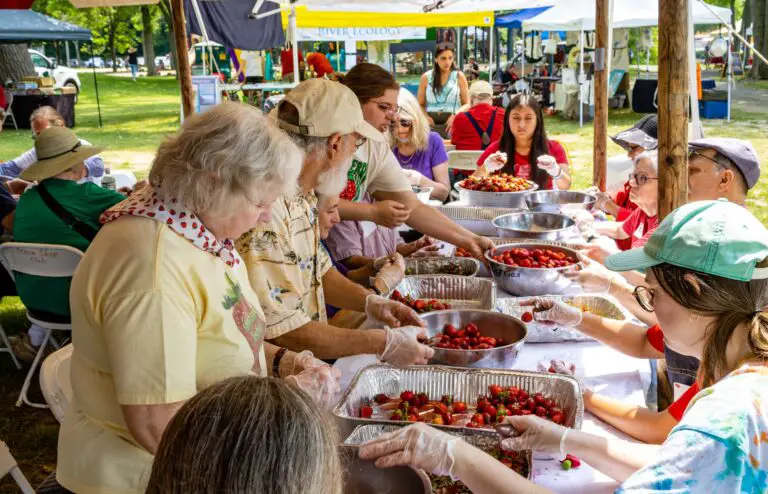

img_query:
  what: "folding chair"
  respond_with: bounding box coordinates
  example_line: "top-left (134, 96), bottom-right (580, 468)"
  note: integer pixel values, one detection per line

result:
top-left (0, 89), bottom-right (18, 131)
top-left (0, 243), bottom-right (83, 408)
top-left (0, 440), bottom-right (35, 494)
top-left (0, 319), bottom-right (22, 370)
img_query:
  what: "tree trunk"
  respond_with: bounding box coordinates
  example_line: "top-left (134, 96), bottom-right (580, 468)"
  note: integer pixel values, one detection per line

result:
top-left (730, 0), bottom-right (738, 50)
top-left (0, 44), bottom-right (36, 82)
top-left (142, 6), bottom-right (158, 76)
top-left (159, 0), bottom-right (178, 78)
top-left (752, 0), bottom-right (768, 79)
top-left (740, 0), bottom-right (752, 55)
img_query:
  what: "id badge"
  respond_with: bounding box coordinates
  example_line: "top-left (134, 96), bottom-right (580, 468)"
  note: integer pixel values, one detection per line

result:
top-left (673, 382), bottom-right (691, 401)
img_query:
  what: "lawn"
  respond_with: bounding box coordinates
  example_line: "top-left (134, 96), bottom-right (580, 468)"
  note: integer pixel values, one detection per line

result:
top-left (0, 72), bottom-right (767, 491)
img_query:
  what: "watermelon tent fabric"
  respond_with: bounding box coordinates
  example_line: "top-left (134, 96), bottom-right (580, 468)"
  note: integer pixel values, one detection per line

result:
top-left (0, 9), bottom-right (91, 42)
top-left (495, 7), bottom-right (552, 29)
top-left (185, 0), bottom-right (285, 51)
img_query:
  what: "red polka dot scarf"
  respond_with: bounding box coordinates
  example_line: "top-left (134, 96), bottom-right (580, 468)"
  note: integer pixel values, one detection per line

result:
top-left (100, 185), bottom-right (243, 267)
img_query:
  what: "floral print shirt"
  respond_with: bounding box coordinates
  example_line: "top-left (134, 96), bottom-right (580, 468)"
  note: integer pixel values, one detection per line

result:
top-left (617, 364), bottom-right (768, 493)
top-left (236, 188), bottom-right (332, 339)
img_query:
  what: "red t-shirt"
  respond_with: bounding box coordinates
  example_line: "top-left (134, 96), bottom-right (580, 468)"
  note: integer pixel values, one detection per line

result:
top-left (621, 207), bottom-right (658, 249)
top-left (646, 325), bottom-right (700, 421)
top-left (476, 139), bottom-right (569, 190)
top-left (613, 181), bottom-right (638, 251)
top-left (450, 104), bottom-right (506, 151)
top-left (306, 52), bottom-right (334, 77)
top-left (280, 48), bottom-right (303, 76)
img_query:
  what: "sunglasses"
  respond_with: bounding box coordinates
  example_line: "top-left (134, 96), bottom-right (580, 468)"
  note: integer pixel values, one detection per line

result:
top-left (397, 119), bottom-right (414, 128)
top-left (628, 172), bottom-right (658, 186)
top-left (633, 285), bottom-right (656, 312)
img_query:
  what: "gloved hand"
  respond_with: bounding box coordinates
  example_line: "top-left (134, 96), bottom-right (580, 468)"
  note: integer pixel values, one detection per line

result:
top-left (371, 261), bottom-right (405, 295)
top-left (501, 415), bottom-right (570, 455)
top-left (460, 235), bottom-right (495, 264)
top-left (379, 326), bottom-right (434, 368)
top-left (565, 258), bottom-right (617, 294)
top-left (409, 236), bottom-right (442, 258)
top-left (403, 169), bottom-right (425, 186)
top-left (286, 353), bottom-right (342, 408)
top-left (366, 294), bottom-right (424, 328)
top-left (482, 151), bottom-right (507, 173)
top-left (373, 253), bottom-right (402, 270)
top-left (580, 236), bottom-right (621, 264)
top-left (537, 359), bottom-right (578, 377)
top-left (359, 422), bottom-right (459, 477)
top-left (536, 155), bottom-right (562, 177)
top-left (520, 297), bottom-right (583, 328)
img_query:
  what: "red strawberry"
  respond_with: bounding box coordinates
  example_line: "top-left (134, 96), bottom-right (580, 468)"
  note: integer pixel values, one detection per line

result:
top-left (521, 312), bottom-right (534, 323)
top-left (535, 406), bottom-right (548, 417)
top-left (551, 412), bottom-right (566, 425)
top-left (566, 454), bottom-right (581, 468)
top-left (360, 405), bottom-right (373, 418)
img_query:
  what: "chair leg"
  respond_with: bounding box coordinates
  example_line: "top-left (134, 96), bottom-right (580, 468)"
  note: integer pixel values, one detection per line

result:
top-left (0, 325), bottom-right (22, 370)
top-left (16, 329), bottom-right (52, 409)
top-left (10, 466), bottom-right (35, 494)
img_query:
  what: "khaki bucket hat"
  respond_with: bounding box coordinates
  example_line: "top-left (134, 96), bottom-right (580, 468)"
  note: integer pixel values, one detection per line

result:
top-left (21, 126), bottom-right (103, 182)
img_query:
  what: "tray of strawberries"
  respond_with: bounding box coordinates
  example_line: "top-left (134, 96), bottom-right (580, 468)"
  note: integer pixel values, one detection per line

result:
top-left (455, 175), bottom-right (538, 208)
top-left (334, 364), bottom-right (583, 433)
top-left (389, 276), bottom-right (496, 315)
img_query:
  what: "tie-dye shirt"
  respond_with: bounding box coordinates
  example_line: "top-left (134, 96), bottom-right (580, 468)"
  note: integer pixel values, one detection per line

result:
top-left (617, 364), bottom-right (768, 493)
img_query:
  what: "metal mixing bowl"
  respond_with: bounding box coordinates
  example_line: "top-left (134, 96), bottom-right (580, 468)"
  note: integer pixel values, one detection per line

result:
top-left (493, 212), bottom-right (580, 241)
top-left (524, 190), bottom-right (597, 214)
top-left (485, 243), bottom-right (583, 296)
top-left (340, 445), bottom-right (432, 494)
top-left (420, 309), bottom-right (527, 369)
top-left (455, 180), bottom-right (539, 208)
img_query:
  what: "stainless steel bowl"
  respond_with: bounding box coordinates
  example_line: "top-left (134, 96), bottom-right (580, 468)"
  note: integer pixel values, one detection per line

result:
top-left (420, 309), bottom-right (527, 369)
top-left (340, 445), bottom-right (432, 494)
top-left (493, 212), bottom-right (580, 242)
top-left (485, 243), bottom-right (583, 296)
top-left (524, 190), bottom-right (597, 214)
top-left (455, 181), bottom-right (539, 208)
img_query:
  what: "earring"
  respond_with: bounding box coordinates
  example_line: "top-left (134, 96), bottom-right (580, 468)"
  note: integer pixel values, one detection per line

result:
top-left (689, 312), bottom-right (700, 322)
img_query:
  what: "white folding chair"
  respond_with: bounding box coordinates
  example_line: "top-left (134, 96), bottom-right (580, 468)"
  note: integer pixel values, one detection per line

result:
top-left (0, 90), bottom-right (19, 131)
top-left (0, 440), bottom-right (35, 494)
top-left (0, 320), bottom-right (21, 370)
top-left (0, 243), bottom-right (83, 408)
top-left (40, 344), bottom-right (73, 423)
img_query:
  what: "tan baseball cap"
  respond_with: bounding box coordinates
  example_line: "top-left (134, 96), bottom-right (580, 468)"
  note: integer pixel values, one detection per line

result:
top-left (276, 79), bottom-right (383, 142)
top-left (470, 80), bottom-right (493, 98)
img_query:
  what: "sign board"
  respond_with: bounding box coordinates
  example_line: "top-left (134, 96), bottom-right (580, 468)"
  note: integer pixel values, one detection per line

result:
top-left (296, 27), bottom-right (426, 42)
top-left (191, 75), bottom-right (220, 114)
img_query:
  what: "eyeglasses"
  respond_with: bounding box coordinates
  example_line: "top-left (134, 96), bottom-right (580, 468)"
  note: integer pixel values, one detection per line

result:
top-left (397, 119), bottom-right (413, 128)
top-left (688, 149), bottom-right (732, 169)
top-left (370, 99), bottom-right (399, 116)
top-left (355, 136), bottom-right (367, 149)
top-left (633, 285), bottom-right (656, 312)
top-left (628, 172), bottom-right (658, 186)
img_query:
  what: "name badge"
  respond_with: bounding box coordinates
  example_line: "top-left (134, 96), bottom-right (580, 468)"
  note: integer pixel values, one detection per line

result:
top-left (673, 382), bottom-right (691, 401)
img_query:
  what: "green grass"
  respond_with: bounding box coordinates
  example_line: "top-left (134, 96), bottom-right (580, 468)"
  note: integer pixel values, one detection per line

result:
top-left (1, 72), bottom-right (768, 490)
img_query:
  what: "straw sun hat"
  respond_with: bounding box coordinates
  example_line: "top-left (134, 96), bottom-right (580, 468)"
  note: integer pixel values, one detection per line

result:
top-left (128, 47), bottom-right (137, 53)
top-left (21, 126), bottom-right (103, 182)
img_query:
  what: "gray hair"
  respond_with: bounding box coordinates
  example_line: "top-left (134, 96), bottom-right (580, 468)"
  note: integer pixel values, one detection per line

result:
top-left (146, 376), bottom-right (343, 494)
top-left (149, 102), bottom-right (302, 218)
top-left (634, 150), bottom-right (658, 174)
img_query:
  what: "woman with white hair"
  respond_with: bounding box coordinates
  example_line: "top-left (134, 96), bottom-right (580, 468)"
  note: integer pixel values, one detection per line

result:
top-left (56, 102), bottom-right (339, 494)
top-left (390, 91), bottom-right (451, 201)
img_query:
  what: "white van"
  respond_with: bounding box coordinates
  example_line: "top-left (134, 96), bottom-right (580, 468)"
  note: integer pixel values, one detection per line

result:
top-left (28, 49), bottom-right (82, 102)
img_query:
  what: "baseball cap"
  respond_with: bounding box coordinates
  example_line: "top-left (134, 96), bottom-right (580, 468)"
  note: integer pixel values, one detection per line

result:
top-left (470, 80), bottom-right (493, 98)
top-left (605, 199), bottom-right (768, 282)
top-left (689, 137), bottom-right (761, 189)
top-left (276, 79), bottom-right (382, 142)
top-left (610, 114), bottom-right (658, 152)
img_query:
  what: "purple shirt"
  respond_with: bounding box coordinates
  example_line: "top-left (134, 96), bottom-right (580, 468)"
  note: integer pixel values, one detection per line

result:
top-left (325, 195), bottom-right (404, 262)
top-left (392, 131), bottom-right (449, 181)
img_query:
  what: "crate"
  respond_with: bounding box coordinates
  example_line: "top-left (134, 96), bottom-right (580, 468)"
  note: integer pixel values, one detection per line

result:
top-left (700, 100), bottom-right (728, 119)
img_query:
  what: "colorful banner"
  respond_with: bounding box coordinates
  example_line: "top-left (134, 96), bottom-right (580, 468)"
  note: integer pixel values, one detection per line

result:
top-left (296, 27), bottom-right (426, 42)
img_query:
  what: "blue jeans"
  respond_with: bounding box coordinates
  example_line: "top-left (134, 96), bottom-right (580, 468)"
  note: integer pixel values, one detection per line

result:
top-left (129, 64), bottom-right (138, 79)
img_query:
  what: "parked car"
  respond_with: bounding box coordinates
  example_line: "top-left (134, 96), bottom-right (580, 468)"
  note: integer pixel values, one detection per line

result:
top-left (28, 49), bottom-right (82, 102)
top-left (84, 56), bottom-right (105, 68)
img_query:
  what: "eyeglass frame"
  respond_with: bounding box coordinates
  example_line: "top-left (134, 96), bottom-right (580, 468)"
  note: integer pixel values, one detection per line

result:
top-left (628, 171), bottom-right (658, 186)
top-left (633, 285), bottom-right (656, 312)
top-left (688, 149), bottom-right (733, 170)
top-left (369, 99), bottom-right (399, 116)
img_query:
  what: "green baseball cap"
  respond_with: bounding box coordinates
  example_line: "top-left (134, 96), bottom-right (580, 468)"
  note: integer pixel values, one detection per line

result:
top-left (605, 199), bottom-right (768, 282)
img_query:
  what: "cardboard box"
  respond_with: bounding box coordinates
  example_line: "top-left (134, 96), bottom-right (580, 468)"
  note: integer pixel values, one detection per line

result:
top-left (21, 76), bottom-right (55, 87)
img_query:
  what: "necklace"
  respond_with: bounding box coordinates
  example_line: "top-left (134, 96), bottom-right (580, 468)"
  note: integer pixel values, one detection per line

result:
top-left (398, 148), bottom-right (417, 165)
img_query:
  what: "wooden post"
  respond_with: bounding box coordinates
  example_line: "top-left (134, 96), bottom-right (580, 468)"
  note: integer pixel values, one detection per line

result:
top-left (657, 0), bottom-right (689, 218)
top-left (592, 0), bottom-right (609, 191)
top-left (171, 0), bottom-right (194, 118)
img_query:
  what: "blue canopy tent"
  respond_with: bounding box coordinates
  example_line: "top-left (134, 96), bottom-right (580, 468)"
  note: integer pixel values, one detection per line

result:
top-left (0, 10), bottom-right (102, 126)
top-left (495, 7), bottom-right (552, 29)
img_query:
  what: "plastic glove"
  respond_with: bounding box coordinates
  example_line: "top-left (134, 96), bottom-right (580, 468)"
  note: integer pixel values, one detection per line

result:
top-left (409, 237), bottom-right (442, 258)
top-left (373, 253), bottom-right (402, 270)
top-left (581, 236), bottom-right (620, 264)
top-left (537, 155), bottom-right (562, 177)
top-left (359, 422), bottom-right (458, 477)
top-left (565, 258), bottom-right (617, 294)
top-left (520, 297), bottom-right (583, 328)
top-left (403, 169), bottom-right (425, 186)
top-left (373, 200), bottom-right (411, 228)
top-left (365, 294), bottom-right (424, 328)
top-left (482, 151), bottom-right (507, 173)
top-left (500, 415), bottom-right (570, 455)
top-left (286, 358), bottom-right (342, 409)
top-left (567, 209), bottom-right (595, 230)
top-left (537, 359), bottom-right (577, 377)
top-left (460, 235), bottom-right (495, 264)
top-left (372, 261), bottom-right (405, 295)
top-left (379, 326), bottom-right (434, 368)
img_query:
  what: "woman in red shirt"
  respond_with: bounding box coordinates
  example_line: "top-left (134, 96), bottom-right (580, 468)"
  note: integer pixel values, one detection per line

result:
top-left (473, 94), bottom-right (572, 190)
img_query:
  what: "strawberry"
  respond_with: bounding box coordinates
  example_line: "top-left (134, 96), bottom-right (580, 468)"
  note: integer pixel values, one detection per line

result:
top-left (360, 405), bottom-right (373, 418)
top-left (535, 406), bottom-right (548, 417)
top-left (374, 393), bottom-right (389, 404)
top-left (566, 454), bottom-right (581, 468)
top-left (551, 412), bottom-right (566, 425)
top-left (451, 401), bottom-right (467, 413)
top-left (400, 390), bottom-right (414, 402)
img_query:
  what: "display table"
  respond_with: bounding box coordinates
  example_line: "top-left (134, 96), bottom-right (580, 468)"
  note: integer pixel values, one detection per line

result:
top-left (220, 81), bottom-right (296, 109)
top-left (10, 90), bottom-right (76, 128)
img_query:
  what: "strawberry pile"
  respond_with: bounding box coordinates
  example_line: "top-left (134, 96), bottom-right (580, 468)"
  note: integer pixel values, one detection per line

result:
top-left (430, 448), bottom-right (529, 493)
top-left (390, 290), bottom-right (451, 313)
top-left (455, 247), bottom-right (473, 258)
top-left (358, 386), bottom-right (567, 430)
top-left (429, 322), bottom-right (506, 350)
top-left (490, 247), bottom-right (578, 269)
top-left (460, 174), bottom-right (533, 193)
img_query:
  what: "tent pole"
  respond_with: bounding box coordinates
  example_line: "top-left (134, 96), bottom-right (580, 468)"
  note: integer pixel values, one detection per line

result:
top-left (522, 31), bottom-right (525, 80)
top-left (593, 0), bottom-right (609, 191)
top-left (290, 6), bottom-right (299, 85)
top-left (579, 29), bottom-right (584, 128)
top-left (489, 24), bottom-right (494, 82)
top-left (90, 41), bottom-right (103, 128)
top-left (171, 0), bottom-right (195, 118)
top-left (458, 27), bottom-right (463, 69)
top-left (658, 0), bottom-right (689, 219)
top-left (687, 0), bottom-right (703, 138)
top-left (727, 28), bottom-right (732, 121)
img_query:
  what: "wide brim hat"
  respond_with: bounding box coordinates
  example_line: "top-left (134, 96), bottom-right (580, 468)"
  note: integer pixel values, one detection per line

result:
top-left (128, 47), bottom-right (137, 53)
top-left (21, 126), bottom-right (104, 181)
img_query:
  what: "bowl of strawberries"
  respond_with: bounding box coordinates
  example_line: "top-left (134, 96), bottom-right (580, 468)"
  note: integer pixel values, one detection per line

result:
top-left (455, 174), bottom-right (538, 208)
top-left (485, 243), bottom-right (583, 296)
top-left (420, 309), bottom-right (527, 368)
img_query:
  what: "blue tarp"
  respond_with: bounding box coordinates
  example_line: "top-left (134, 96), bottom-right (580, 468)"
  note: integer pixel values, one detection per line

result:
top-left (0, 10), bottom-right (91, 42)
top-left (495, 7), bottom-right (552, 29)
top-left (186, 0), bottom-right (285, 51)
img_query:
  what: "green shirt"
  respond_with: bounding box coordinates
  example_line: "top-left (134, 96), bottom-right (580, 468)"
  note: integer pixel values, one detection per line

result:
top-left (12, 178), bottom-right (125, 316)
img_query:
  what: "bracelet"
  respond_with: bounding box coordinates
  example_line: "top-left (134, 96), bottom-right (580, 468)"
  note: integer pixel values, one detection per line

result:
top-left (559, 428), bottom-right (571, 459)
top-left (273, 347), bottom-right (288, 378)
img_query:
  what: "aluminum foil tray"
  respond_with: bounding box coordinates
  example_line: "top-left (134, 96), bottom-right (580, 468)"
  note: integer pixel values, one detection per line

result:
top-left (334, 364), bottom-right (583, 433)
top-left (391, 276), bottom-right (496, 311)
top-left (404, 257), bottom-right (481, 277)
top-left (344, 424), bottom-right (533, 481)
top-left (437, 205), bottom-right (523, 236)
top-left (496, 295), bottom-right (629, 343)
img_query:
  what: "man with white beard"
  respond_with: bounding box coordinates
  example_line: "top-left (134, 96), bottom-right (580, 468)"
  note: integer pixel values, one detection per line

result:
top-left (237, 79), bottom-right (434, 367)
